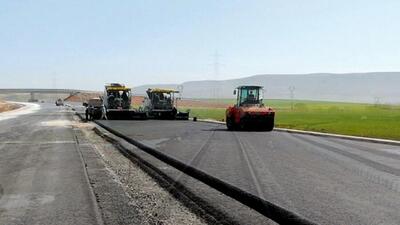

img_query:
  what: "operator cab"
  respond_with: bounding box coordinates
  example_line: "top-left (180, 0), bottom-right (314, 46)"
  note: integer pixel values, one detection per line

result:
top-left (104, 84), bottom-right (132, 109)
top-left (146, 88), bottom-right (178, 110)
top-left (234, 86), bottom-right (264, 106)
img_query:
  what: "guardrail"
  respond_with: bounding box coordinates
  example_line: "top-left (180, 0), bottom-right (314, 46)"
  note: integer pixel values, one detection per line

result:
top-left (93, 119), bottom-right (318, 225)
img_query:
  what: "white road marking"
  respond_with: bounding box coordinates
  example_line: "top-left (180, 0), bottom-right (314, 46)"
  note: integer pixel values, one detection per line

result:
top-left (40, 120), bottom-right (73, 127)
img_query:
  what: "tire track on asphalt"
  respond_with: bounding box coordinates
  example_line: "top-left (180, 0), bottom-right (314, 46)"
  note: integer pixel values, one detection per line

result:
top-left (237, 133), bottom-right (298, 211)
top-left (166, 125), bottom-right (221, 187)
top-left (0, 185), bottom-right (3, 200)
top-left (232, 132), bottom-right (266, 200)
top-left (292, 134), bottom-right (400, 177)
top-left (176, 127), bottom-right (218, 177)
top-left (326, 137), bottom-right (400, 160)
top-left (283, 132), bottom-right (400, 193)
top-left (289, 133), bottom-right (400, 193)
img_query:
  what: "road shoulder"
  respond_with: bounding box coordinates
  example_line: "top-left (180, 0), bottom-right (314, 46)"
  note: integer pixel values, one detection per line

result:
top-left (73, 118), bottom-right (209, 225)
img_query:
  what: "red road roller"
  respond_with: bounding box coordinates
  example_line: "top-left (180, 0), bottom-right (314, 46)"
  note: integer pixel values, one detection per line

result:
top-left (226, 86), bottom-right (275, 131)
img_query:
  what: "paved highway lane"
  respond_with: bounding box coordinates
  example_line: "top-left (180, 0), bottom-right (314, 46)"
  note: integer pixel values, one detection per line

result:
top-left (0, 104), bottom-right (102, 225)
top-left (98, 120), bottom-right (400, 225)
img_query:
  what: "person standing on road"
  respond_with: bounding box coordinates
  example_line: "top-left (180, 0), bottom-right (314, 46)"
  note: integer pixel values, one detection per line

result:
top-left (85, 106), bottom-right (89, 121)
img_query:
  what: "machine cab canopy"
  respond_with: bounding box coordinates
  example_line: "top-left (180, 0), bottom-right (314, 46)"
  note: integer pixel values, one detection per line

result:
top-left (104, 83), bottom-right (132, 109)
top-left (235, 85), bottom-right (264, 106)
top-left (146, 88), bottom-right (179, 109)
top-left (105, 84), bottom-right (131, 91)
top-left (146, 88), bottom-right (178, 99)
top-left (147, 88), bottom-right (178, 94)
top-left (105, 84), bottom-right (132, 98)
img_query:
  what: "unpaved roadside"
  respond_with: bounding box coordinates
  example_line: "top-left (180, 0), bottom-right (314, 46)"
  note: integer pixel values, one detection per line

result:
top-left (74, 120), bottom-right (211, 225)
top-left (0, 101), bottom-right (22, 113)
top-left (0, 102), bottom-right (40, 121)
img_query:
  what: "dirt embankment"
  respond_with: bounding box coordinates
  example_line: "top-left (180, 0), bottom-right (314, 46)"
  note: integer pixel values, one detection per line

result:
top-left (64, 92), bottom-right (102, 102)
top-left (0, 101), bottom-right (23, 113)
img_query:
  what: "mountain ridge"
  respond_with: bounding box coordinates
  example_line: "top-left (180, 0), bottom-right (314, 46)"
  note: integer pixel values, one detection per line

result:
top-left (134, 72), bottom-right (400, 104)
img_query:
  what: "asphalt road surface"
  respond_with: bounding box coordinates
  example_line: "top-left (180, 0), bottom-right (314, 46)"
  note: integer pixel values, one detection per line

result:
top-left (98, 120), bottom-right (400, 225)
top-left (0, 104), bottom-right (102, 225)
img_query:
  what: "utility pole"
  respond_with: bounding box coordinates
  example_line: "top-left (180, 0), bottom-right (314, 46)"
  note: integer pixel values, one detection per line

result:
top-left (289, 86), bottom-right (295, 110)
top-left (52, 73), bottom-right (58, 101)
top-left (177, 85), bottom-right (183, 108)
top-left (177, 85), bottom-right (183, 98)
top-left (374, 97), bottom-right (381, 107)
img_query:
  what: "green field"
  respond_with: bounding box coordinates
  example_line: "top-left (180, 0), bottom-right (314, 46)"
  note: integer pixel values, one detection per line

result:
top-left (183, 99), bottom-right (400, 141)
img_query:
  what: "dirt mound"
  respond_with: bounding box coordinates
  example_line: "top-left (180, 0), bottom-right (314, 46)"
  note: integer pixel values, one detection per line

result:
top-left (64, 92), bottom-right (102, 102)
top-left (132, 96), bottom-right (145, 106)
top-left (0, 101), bottom-right (22, 113)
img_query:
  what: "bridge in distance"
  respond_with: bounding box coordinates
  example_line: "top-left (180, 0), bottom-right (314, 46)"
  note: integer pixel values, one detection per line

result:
top-left (0, 89), bottom-right (96, 102)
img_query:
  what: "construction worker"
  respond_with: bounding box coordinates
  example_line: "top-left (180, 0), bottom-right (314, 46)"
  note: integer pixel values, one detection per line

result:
top-left (85, 106), bottom-right (89, 121)
top-left (108, 93), bottom-right (115, 108)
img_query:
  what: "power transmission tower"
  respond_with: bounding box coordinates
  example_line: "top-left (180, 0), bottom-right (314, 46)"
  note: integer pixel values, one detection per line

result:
top-left (211, 50), bottom-right (222, 99)
top-left (289, 86), bottom-right (295, 110)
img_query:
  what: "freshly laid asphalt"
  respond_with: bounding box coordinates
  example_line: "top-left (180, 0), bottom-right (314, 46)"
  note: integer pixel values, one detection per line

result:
top-left (5, 102), bottom-right (399, 225)
top-left (0, 104), bottom-right (102, 225)
top-left (98, 119), bottom-right (400, 225)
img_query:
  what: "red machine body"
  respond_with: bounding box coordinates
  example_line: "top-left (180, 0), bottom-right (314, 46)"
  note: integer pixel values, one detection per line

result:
top-left (226, 86), bottom-right (275, 131)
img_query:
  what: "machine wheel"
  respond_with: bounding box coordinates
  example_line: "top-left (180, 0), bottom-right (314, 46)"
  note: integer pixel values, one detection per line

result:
top-left (145, 111), bottom-right (151, 119)
top-left (105, 113), bottom-right (113, 120)
top-left (168, 112), bottom-right (176, 120)
top-left (239, 122), bottom-right (246, 130)
top-left (264, 119), bottom-right (274, 131)
top-left (141, 112), bottom-right (148, 120)
top-left (92, 112), bottom-right (102, 120)
top-left (226, 116), bottom-right (236, 130)
top-left (171, 108), bottom-right (178, 120)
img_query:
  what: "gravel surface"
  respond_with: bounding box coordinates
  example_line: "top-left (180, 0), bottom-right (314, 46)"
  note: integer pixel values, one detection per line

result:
top-left (0, 104), bottom-right (101, 225)
top-left (78, 121), bottom-right (209, 225)
top-left (0, 103), bottom-right (212, 225)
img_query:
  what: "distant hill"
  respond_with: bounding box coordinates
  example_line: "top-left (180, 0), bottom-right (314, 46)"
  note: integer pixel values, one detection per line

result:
top-left (134, 72), bottom-right (400, 104)
top-left (134, 84), bottom-right (181, 96)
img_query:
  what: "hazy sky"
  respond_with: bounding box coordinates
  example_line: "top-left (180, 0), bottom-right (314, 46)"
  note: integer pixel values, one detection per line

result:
top-left (1, 0), bottom-right (399, 90)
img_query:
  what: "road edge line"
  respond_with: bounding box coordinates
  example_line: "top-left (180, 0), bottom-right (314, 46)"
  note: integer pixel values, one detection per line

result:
top-left (196, 119), bottom-right (400, 146)
top-left (72, 129), bottom-right (105, 225)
